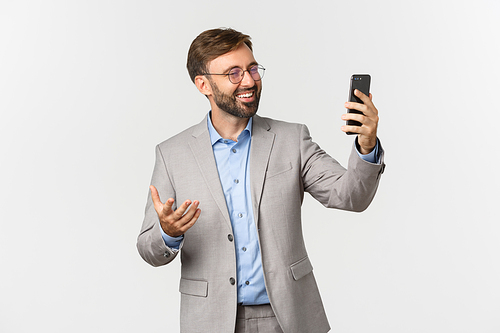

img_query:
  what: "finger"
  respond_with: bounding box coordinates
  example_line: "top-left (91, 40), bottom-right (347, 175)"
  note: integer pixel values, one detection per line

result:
top-left (179, 208), bottom-right (201, 233)
top-left (354, 89), bottom-right (377, 112)
top-left (341, 124), bottom-right (362, 134)
top-left (345, 101), bottom-right (377, 120)
top-left (342, 112), bottom-right (366, 123)
top-left (162, 198), bottom-right (175, 216)
top-left (178, 200), bottom-right (200, 225)
top-left (344, 101), bottom-right (368, 114)
top-left (354, 89), bottom-right (370, 103)
top-left (369, 93), bottom-right (373, 100)
top-left (172, 199), bottom-right (193, 220)
top-left (150, 185), bottom-right (163, 212)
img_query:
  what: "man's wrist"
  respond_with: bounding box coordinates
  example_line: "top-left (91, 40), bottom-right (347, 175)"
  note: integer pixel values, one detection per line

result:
top-left (359, 145), bottom-right (375, 155)
top-left (355, 137), bottom-right (380, 164)
top-left (159, 222), bottom-right (184, 249)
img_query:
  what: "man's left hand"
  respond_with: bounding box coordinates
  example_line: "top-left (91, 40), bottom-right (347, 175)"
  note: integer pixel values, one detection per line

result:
top-left (341, 89), bottom-right (379, 154)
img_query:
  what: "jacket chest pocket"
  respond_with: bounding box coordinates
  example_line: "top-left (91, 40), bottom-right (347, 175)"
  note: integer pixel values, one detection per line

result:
top-left (266, 162), bottom-right (293, 179)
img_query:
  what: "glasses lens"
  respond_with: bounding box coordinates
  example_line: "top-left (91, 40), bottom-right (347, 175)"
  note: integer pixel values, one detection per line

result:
top-left (228, 68), bottom-right (243, 83)
top-left (250, 65), bottom-right (265, 81)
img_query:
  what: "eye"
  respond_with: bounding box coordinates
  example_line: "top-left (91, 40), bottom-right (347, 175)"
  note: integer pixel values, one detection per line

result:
top-left (228, 68), bottom-right (242, 80)
top-left (249, 66), bottom-right (259, 74)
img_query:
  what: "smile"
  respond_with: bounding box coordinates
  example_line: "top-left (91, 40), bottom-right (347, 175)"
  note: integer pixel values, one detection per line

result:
top-left (236, 91), bottom-right (254, 98)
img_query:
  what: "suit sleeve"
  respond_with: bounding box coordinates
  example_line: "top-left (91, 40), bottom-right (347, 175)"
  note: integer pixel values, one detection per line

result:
top-left (137, 145), bottom-right (182, 267)
top-left (300, 124), bottom-right (385, 212)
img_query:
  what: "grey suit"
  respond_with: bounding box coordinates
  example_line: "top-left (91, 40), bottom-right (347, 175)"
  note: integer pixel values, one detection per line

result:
top-left (137, 114), bottom-right (385, 333)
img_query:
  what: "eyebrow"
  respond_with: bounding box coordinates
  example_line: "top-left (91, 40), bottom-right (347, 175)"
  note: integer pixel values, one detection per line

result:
top-left (221, 61), bottom-right (259, 74)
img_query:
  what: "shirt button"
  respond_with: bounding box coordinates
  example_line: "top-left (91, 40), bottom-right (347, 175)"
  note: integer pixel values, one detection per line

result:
top-left (230, 277), bottom-right (236, 285)
top-left (238, 213), bottom-right (243, 218)
top-left (245, 281), bottom-right (250, 285)
top-left (228, 234), bottom-right (233, 242)
top-left (224, 140), bottom-right (228, 143)
top-left (163, 251), bottom-right (171, 258)
top-left (234, 179), bottom-right (239, 184)
top-left (242, 247), bottom-right (247, 252)
top-left (232, 148), bottom-right (237, 153)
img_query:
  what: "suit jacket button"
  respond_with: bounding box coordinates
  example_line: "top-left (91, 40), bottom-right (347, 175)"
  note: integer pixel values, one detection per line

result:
top-left (229, 277), bottom-right (236, 285)
top-left (228, 234), bottom-right (233, 242)
top-left (163, 251), bottom-right (171, 258)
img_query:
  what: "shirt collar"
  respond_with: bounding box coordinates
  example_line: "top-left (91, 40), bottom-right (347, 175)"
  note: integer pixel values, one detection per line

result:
top-left (207, 111), bottom-right (253, 146)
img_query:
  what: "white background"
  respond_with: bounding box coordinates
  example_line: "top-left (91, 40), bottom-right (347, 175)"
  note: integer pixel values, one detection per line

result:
top-left (1, 1), bottom-right (499, 332)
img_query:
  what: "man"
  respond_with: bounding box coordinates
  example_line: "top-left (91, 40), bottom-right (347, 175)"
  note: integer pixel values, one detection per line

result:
top-left (137, 28), bottom-right (385, 333)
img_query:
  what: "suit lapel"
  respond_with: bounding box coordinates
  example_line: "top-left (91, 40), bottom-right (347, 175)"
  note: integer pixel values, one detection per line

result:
top-left (249, 115), bottom-right (275, 228)
top-left (188, 115), bottom-right (232, 230)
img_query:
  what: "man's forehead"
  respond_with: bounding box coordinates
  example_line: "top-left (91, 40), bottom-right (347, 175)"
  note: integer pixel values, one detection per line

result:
top-left (208, 43), bottom-right (257, 72)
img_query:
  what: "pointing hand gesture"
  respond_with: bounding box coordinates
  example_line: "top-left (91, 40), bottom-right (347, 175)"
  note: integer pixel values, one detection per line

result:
top-left (150, 185), bottom-right (201, 237)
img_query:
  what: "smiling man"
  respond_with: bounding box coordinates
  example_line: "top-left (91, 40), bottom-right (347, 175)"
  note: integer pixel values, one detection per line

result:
top-left (137, 28), bottom-right (385, 333)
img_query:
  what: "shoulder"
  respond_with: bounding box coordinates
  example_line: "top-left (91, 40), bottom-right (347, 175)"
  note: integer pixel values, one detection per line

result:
top-left (156, 117), bottom-right (207, 150)
top-left (254, 114), bottom-right (306, 134)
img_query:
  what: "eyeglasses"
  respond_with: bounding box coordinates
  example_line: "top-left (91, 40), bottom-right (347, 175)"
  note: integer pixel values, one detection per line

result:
top-left (202, 65), bottom-right (266, 84)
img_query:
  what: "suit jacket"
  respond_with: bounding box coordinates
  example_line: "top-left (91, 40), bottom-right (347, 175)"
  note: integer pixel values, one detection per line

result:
top-left (137, 114), bottom-right (385, 333)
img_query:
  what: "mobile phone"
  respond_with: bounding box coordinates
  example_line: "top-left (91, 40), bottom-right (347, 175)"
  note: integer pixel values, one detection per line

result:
top-left (346, 74), bottom-right (371, 135)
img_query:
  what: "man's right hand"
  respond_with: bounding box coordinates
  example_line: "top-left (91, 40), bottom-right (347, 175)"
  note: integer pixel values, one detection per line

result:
top-left (150, 185), bottom-right (201, 237)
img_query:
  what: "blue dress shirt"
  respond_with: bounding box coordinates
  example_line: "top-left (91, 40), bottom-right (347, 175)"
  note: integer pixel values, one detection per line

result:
top-left (160, 113), bottom-right (380, 305)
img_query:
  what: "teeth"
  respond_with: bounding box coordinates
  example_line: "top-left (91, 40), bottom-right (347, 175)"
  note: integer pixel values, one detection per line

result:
top-left (237, 92), bottom-right (253, 98)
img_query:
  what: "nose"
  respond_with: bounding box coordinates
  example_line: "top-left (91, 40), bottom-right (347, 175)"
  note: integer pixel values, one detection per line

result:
top-left (240, 69), bottom-right (255, 87)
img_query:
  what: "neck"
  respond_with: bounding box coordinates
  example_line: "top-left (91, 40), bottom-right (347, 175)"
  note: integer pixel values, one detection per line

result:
top-left (210, 108), bottom-right (250, 142)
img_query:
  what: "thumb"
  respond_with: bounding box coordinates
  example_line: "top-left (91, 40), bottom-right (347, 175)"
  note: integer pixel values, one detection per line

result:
top-left (150, 185), bottom-right (163, 212)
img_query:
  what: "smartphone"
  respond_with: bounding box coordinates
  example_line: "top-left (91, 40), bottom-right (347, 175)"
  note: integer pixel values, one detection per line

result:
top-left (346, 74), bottom-right (371, 135)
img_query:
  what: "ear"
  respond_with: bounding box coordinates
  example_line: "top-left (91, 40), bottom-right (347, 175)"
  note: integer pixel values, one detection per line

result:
top-left (195, 75), bottom-right (212, 97)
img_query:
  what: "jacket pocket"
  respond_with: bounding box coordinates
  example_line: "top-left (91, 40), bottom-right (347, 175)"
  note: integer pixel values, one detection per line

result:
top-left (266, 162), bottom-right (293, 179)
top-left (290, 256), bottom-right (313, 281)
top-left (179, 278), bottom-right (208, 297)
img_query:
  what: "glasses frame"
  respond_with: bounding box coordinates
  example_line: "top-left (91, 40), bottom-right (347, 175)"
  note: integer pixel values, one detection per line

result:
top-left (202, 65), bottom-right (266, 84)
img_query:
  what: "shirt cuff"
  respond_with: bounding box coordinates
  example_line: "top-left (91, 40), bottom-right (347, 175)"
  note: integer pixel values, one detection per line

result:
top-left (159, 222), bottom-right (184, 250)
top-left (355, 137), bottom-right (381, 164)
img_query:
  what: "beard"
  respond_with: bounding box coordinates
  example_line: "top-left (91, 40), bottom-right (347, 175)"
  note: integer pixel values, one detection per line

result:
top-left (210, 81), bottom-right (261, 119)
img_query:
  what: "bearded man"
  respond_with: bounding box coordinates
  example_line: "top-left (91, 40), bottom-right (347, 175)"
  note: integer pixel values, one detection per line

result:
top-left (137, 27), bottom-right (385, 333)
